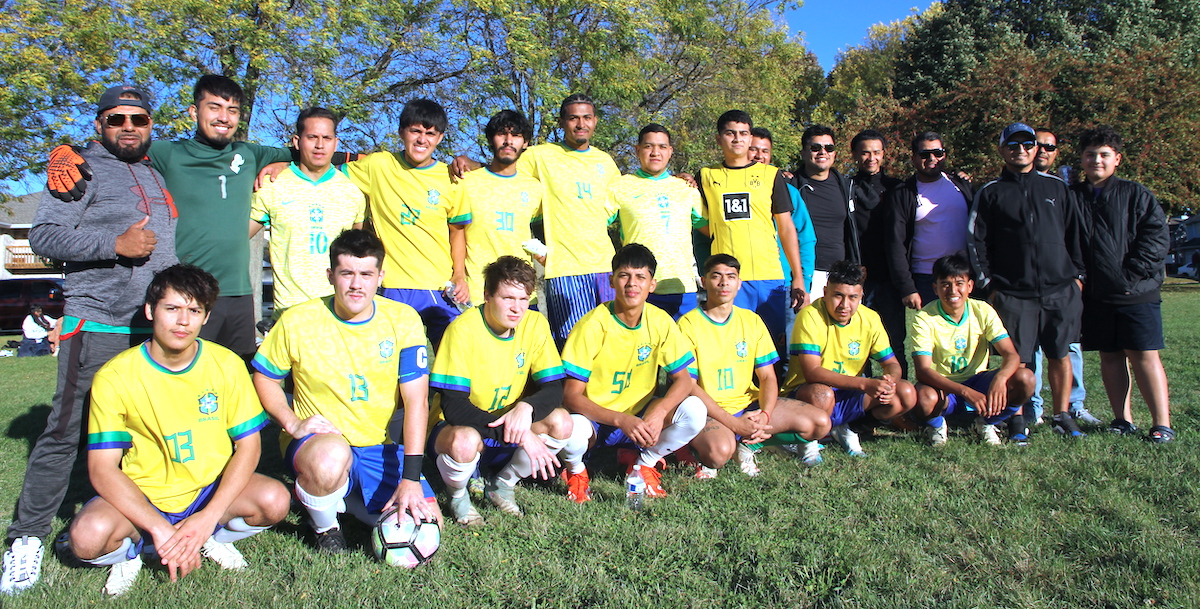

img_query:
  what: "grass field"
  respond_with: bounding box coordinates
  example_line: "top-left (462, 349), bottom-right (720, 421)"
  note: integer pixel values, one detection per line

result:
top-left (3, 283), bottom-right (1200, 608)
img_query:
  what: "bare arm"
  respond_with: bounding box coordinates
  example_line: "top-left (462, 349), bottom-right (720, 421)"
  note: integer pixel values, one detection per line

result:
top-left (449, 223), bottom-right (468, 303)
top-left (253, 372), bottom-right (339, 437)
top-left (388, 377), bottom-right (441, 523)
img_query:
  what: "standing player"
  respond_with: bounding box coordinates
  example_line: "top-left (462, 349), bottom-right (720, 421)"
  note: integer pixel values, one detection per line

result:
top-left (680, 254), bottom-right (832, 476)
top-left (252, 230), bottom-right (441, 553)
top-left (65, 265), bottom-right (288, 596)
top-left (460, 110), bottom-right (545, 304)
top-left (782, 261), bottom-right (916, 456)
top-left (560, 244), bottom-right (705, 502)
top-left (250, 107), bottom-right (364, 318)
top-left (607, 123), bottom-right (705, 319)
top-left (343, 99), bottom-right (470, 347)
top-left (909, 254), bottom-right (1036, 446)
top-left (699, 110), bottom-right (804, 344)
top-left (429, 256), bottom-right (588, 524)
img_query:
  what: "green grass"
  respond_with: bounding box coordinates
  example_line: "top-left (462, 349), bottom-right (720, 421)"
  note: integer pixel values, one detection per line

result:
top-left (3, 286), bottom-right (1200, 608)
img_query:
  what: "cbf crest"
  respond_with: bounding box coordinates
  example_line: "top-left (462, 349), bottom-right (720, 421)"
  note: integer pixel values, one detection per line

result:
top-left (637, 344), bottom-right (653, 362)
top-left (379, 339), bottom-right (395, 359)
top-left (516, 351), bottom-right (526, 369)
top-left (198, 392), bottom-right (219, 415)
top-left (735, 341), bottom-right (748, 359)
top-left (848, 341), bottom-right (861, 357)
top-left (954, 336), bottom-right (968, 351)
top-left (426, 189), bottom-right (441, 207)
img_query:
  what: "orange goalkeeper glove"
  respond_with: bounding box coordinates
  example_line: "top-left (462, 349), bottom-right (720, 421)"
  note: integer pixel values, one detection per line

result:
top-left (47, 144), bottom-right (93, 201)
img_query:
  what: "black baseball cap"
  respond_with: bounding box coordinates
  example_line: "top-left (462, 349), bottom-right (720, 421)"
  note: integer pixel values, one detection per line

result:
top-left (97, 85), bottom-right (153, 116)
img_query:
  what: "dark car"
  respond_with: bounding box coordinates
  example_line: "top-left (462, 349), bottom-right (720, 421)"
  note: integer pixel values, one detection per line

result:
top-left (0, 278), bottom-right (64, 333)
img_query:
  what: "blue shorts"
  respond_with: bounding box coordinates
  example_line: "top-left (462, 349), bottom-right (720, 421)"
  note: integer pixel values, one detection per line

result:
top-left (733, 279), bottom-right (787, 343)
top-left (544, 272), bottom-right (615, 347)
top-left (647, 292), bottom-right (699, 320)
top-left (98, 480), bottom-right (225, 558)
top-left (943, 370), bottom-right (999, 417)
top-left (286, 435), bottom-right (435, 513)
top-left (830, 389), bottom-right (867, 427)
top-left (380, 288), bottom-right (460, 348)
top-left (425, 421), bottom-right (520, 471)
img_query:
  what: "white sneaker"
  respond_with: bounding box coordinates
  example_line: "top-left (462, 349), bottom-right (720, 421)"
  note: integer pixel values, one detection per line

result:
top-left (1071, 406), bottom-right (1104, 427)
top-left (801, 441), bottom-right (824, 467)
top-left (1, 536), bottom-right (43, 595)
top-left (973, 417), bottom-right (1002, 446)
top-left (830, 424), bottom-right (867, 456)
top-left (103, 555), bottom-right (142, 597)
top-left (735, 444), bottom-right (760, 477)
top-left (694, 465), bottom-right (719, 479)
top-left (924, 420), bottom-right (949, 447)
top-left (200, 537), bottom-right (247, 570)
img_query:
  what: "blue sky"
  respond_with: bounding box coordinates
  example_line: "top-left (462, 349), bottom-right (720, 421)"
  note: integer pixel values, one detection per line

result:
top-left (785, 0), bottom-right (936, 72)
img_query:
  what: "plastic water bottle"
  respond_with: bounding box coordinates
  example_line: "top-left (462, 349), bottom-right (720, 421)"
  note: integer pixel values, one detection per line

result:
top-left (626, 470), bottom-right (645, 512)
top-left (443, 282), bottom-right (471, 313)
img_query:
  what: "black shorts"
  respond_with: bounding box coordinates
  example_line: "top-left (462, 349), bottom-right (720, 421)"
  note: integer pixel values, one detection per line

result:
top-left (198, 294), bottom-right (257, 359)
top-left (992, 284), bottom-right (1082, 362)
top-left (1082, 300), bottom-right (1164, 352)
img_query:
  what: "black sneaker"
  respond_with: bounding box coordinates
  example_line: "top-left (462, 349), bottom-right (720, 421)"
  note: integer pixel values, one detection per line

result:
top-left (313, 527), bottom-right (348, 554)
top-left (1052, 414), bottom-right (1086, 438)
top-left (1007, 414), bottom-right (1030, 446)
top-left (1109, 419), bottom-right (1139, 435)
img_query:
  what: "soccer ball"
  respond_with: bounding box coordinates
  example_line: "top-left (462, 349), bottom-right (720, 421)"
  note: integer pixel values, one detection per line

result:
top-left (372, 506), bottom-right (440, 568)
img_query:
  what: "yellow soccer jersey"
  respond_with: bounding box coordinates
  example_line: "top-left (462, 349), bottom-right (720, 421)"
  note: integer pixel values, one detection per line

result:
top-left (517, 143), bottom-right (619, 279)
top-left (782, 298), bottom-right (895, 393)
top-left (909, 299), bottom-right (1010, 383)
top-left (252, 297), bottom-right (430, 447)
top-left (608, 171), bottom-right (705, 294)
top-left (461, 168), bottom-right (544, 303)
top-left (561, 303), bottom-right (695, 415)
top-left (678, 306), bottom-right (779, 414)
top-left (251, 164), bottom-right (366, 310)
top-left (87, 340), bottom-right (268, 513)
top-left (344, 153), bottom-right (469, 290)
top-left (699, 163), bottom-right (788, 282)
top-left (429, 306), bottom-right (564, 421)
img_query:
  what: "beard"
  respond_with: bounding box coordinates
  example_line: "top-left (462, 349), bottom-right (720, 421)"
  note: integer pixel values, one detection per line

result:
top-left (102, 135), bottom-right (152, 163)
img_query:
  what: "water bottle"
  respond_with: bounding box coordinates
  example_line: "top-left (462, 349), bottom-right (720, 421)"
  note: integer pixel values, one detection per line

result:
top-left (443, 281), bottom-right (471, 313)
top-left (626, 469), bottom-right (645, 512)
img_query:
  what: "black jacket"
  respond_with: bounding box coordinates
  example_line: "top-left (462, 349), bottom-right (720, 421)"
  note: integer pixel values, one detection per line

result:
top-left (1070, 176), bottom-right (1168, 305)
top-left (791, 168), bottom-right (860, 266)
top-left (883, 172), bottom-right (974, 296)
top-left (967, 168), bottom-right (1086, 298)
top-left (850, 171), bottom-right (903, 279)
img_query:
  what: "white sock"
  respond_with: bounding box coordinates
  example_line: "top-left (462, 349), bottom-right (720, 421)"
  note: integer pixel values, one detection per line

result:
top-left (496, 433), bottom-right (566, 486)
top-left (83, 537), bottom-right (135, 566)
top-left (295, 479), bottom-right (348, 533)
top-left (212, 517), bottom-right (270, 544)
top-left (639, 396), bottom-right (706, 467)
top-left (437, 453), bottom-right (479, 499)
top-left (561, 414), bottom-right (593, 474)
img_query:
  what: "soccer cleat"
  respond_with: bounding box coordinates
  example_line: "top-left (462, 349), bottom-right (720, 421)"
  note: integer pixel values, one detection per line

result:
top-left (972, 417), bottom-right (1002, 446)
top-left (1071, 405), bottom-right (1104, 426)
top-left (1052, 413), bottom-right (1086, 438)
top-left (1109, 419), bottom-right (1139, 435)
top-left (485, 479), bottom-right (523, 516)
top-left (735, 444), bottom-right (760, 477)
top-left (830, 424), bottom-right (867, 457)
top-left (801, 441), bottom-right (824, 467)
top-left (449, 493), bottom-right (484, 526)
top-left (924, 420), bottom-right (949, 447)
top-left (1, 536), bottom-right (44, 595)
top-left (694, 465), bottom-right (719, 480)
top-left (637, 465), bottom-right (667, 498)
top-left (1149, 425), bottom-right (1176, 444)
top-left (562, 469), bottom-right (592, 504)
top-left (778, 444), bottom-right (800, 455)
top-left (201, 537), bottom-right (247, 570)
top-left (313, 527), bottom-right (349, 554)
top-left (102, 555), bottom-right (142, 597)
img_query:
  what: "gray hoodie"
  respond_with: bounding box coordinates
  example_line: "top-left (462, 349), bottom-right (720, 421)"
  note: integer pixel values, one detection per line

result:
top-left (30, 141), bottom-right (178, 328)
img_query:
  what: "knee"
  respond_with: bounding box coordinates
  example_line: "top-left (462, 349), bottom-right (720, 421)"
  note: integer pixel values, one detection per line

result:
top-left (257, 479), bottom-right (292, 524)
top-left (540, 408), bottom-right (573, 440)
top-left (798, 407), bottom-right (832, 440)
top-left (895, 380), bottom-right (917, 407)
top-left (917, 385), bottom-right (939, 412)
top-left (1012, 368), bottom-right (1037, 396)
top-left (68, 511), bottom-right (116, 560)
top-left (296, 443), bottom-right (352, 489)
top-left (806, 384), bottom-right (835, 412)
top-left (445, 427), bottom-right (483, 462)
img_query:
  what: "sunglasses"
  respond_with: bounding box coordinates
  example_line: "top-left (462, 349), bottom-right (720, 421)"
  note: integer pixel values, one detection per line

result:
top-left (917, 148), bottom-right (946, 159)
top-left (102, 113), bottom-right (151, 128)
top-left (1038, 143), bottom-right (1058, 151)
top-left (1005, 141), bottom-right (1036, 152)
top-left (809, 144), bottom-right (835, 153)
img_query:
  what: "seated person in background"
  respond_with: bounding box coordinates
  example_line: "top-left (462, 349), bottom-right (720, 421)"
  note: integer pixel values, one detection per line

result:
top-left (18, 305), bottom-right (56, 357)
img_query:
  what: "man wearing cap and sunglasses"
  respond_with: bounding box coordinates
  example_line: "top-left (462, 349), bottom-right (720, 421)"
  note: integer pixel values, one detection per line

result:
top-left (791, 125), bottom-right (858, 297)
top-left (3, 85), bottom-right (179, 594)
top-left (967, 122), bottom-right (1087, 445)
top-left (882, 131), bottom-right (974, 376)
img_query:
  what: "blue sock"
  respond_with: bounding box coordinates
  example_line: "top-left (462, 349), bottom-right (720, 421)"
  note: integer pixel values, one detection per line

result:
top-left (926, 415), bottom-right (945, 429)
top-left (985, 405), bottom-right (1022, 425)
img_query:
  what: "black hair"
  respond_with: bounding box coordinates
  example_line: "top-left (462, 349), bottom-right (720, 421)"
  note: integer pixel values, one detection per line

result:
top-left (193, 75), bottom-right (245, 107)
top-left (826, 260), bottom-right (865, 287)
top-left (851, 129), bottom-right (887, 151)
top-left (1078, 125), bottom-right (1123, 154)
top-left (910, 131), bottom-right (944, 153)
top-left (398, 98), bottom-right (448, 133)
top-left (296, 107), bottom-right (338, 135)
top-left (1035, 127), bottom-right (1056, 138)
top-left (801, 124), bottom-right (836, 147)
top-left (145, 264), bottom-right (220, 311)
top-left (484, 109), bottom-right (534, 146)
top-left (638, 123), bottom-right (672, 145)
top-left (932, 253), bottom-right (972, 282)
top-left (703, 254), bottom-right (741, 274)
top-left (716, 110), bottom-right (753, 133)
top-left (483, 256), bottom-right (537, 297)
top-left (559, 93), bottom-right (595, 118)
top-left (750, 127), bottom-right (773, 142)
top-left (329, 229), bottom-right (386, 270)
top-left (612, 243), bottom-right (657, 276)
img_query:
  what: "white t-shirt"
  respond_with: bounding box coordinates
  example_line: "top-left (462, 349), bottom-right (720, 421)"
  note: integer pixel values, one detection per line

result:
top-left (22, 314), bottom-right (55, 341)
top-left (911, 174), bottom-right (969, 275)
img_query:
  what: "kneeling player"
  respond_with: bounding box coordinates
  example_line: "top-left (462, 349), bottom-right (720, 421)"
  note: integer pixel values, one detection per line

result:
top-left (68, 265), bottom-right (289, 596)
top-left (253, 229), bottom-right (441, 554)
top-left (429, 256), bottom-right (588, 525)
top-left (910, 254), bottom-right (1035, 445)
top-left (680, 254), bottom-right (831, 476)
top-left (783, 260), bottom-right (916, 456)
top-left (561, 244), bottom-right (705, 502)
